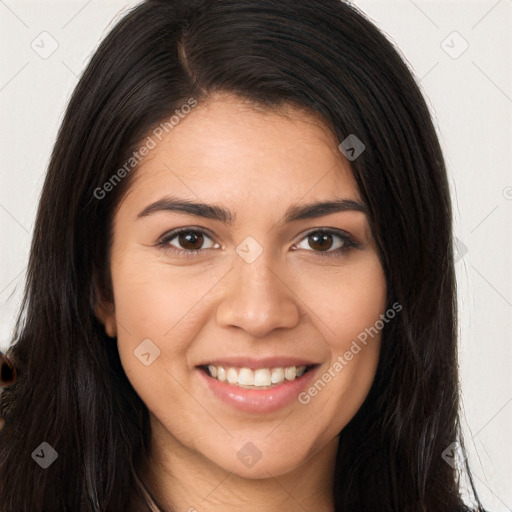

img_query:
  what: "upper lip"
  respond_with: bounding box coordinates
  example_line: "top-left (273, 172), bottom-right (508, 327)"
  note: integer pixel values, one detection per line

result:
top-left (196, 356), bottom-right (319, 370)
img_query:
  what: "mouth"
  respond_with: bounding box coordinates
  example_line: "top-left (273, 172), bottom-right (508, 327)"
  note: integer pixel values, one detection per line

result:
top-left (199, 364), bottom-right (316, 389)
top-left (196, 359), bottom-right (320, 413)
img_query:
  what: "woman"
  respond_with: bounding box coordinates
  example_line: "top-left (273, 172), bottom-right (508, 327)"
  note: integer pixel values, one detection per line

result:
top-left (0, 0), bottom-right (487, 510)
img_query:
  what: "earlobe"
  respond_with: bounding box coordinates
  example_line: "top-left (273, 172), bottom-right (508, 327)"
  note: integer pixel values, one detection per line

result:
top-left (94, 301), bottom-right (117, 338)
top-left (104, 314), bottom-right (118, 339)
top-left (92, 269), bottom-right (117, 338)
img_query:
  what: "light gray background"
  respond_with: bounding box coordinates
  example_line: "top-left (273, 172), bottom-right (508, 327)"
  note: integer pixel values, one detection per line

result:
top-left (1, 0), bottom-right (511, 509)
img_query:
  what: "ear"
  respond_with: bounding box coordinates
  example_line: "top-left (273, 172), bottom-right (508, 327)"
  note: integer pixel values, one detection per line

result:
top-left (92, 269), bottom-right (117, 338)
top-left (95, 299), bottom-right (117, 338)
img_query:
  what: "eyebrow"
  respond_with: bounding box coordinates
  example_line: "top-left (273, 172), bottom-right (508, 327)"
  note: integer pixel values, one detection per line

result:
top-left (137, 195), bottom-right (368, 224)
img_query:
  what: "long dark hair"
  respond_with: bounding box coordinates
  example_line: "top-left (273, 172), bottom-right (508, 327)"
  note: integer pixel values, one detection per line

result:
top-left (0, 0), bottom-right (486, 510)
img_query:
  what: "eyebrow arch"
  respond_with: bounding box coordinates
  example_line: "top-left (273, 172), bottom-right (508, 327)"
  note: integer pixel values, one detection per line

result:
top-left (284, 198), bottom-right (368, 222)
top-left (137, 196), bottom-right (234, 224)
top-left (136, 195), bottom-right (368, 224)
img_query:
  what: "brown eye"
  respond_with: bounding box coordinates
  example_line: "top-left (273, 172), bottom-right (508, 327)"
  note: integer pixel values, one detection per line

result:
top-left (307, 232), bottom-right (334, 251)
top-left (293, 229), bottom-right (359, 257)
top-left (178, 231), bottom-right (205, 251)
top-left (159, 228), bottom-right (219, 256)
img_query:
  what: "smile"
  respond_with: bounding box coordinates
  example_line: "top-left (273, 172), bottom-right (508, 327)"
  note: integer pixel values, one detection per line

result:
top-left (196, 359), bottom-right (320, 414)
top-left (202, 364), bottom-right (312, 389)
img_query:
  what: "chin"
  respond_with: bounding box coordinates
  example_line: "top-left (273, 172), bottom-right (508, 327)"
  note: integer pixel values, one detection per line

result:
top-left (205, 442), bottom-right (313, 480)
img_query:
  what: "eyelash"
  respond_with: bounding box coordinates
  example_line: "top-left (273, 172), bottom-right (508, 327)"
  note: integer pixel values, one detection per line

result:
top-left (157, 227), bottom-right (361, 259)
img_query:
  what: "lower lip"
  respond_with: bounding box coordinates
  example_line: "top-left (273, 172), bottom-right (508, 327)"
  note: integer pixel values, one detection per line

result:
top-left (197, 366), bottom-right (319, 414)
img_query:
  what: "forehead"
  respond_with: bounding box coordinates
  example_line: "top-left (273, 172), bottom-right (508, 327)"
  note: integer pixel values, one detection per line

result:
top-left (124, 93), bottom-right (361, 214)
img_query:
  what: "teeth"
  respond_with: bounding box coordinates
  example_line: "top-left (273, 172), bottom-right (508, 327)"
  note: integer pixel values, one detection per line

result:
top-left (227, 367), bottom-right (238, 385)
top-left (254, 368), bottom-right (271, 386)
top-left (284, 366), bottom-right (296, 381)
top-left (238, 368), bottom-right (254, 386)
top-left (271, 367), bottom-right (284, 384)
top-left (205, 364), bottom-right (309, 388)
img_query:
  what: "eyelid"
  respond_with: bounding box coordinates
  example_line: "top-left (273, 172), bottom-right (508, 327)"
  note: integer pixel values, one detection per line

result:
top-left (294, 227), bottom-right (357, 244)
top-left (158, 226), bottom-right (218, 245)
top-left (156, 227), bottom-right (221, 257)
top-left (292, 227), bottom-right (360, 253)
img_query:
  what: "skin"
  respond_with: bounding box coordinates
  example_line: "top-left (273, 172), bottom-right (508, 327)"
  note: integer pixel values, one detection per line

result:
top-left (96, 93), bottom-right (387, 512)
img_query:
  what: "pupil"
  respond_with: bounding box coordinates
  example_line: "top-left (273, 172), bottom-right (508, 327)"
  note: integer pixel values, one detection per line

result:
top-left (179, 231), bottom-right (203, 250)
top-left (309, 232), bottom-right (332, 251)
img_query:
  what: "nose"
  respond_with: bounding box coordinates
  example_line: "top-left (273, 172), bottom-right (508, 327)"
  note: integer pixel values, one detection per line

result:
top-left (216, 251), bottom-right (302, 338)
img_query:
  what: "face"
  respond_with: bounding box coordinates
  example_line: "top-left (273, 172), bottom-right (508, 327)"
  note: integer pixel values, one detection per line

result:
top-left (97, 93), bottom-right (387, 480)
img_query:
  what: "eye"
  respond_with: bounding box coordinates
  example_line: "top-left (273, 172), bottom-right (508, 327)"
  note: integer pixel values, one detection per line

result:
top-left (157, 227), bottom-right (360, 258)
top-left (292, 229), bottom-right (360, 257)
top-left (158, 228), bottom-right (220, 256)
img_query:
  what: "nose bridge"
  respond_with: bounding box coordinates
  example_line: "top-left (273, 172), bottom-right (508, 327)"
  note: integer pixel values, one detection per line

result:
top-left (216, 242), bottom-right (301, 336)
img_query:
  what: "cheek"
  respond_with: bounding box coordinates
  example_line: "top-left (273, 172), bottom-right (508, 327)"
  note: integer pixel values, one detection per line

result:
top-left (109, 256), bottom-right (213, 435)
top-left (294, 253), bottom-right (387, 346)
top-left (293, 254), bottom-right (386, 430)
top-left (110, 252), bottom-right (226, 345)
top-left (109, 252), bottom-right (230, 412)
